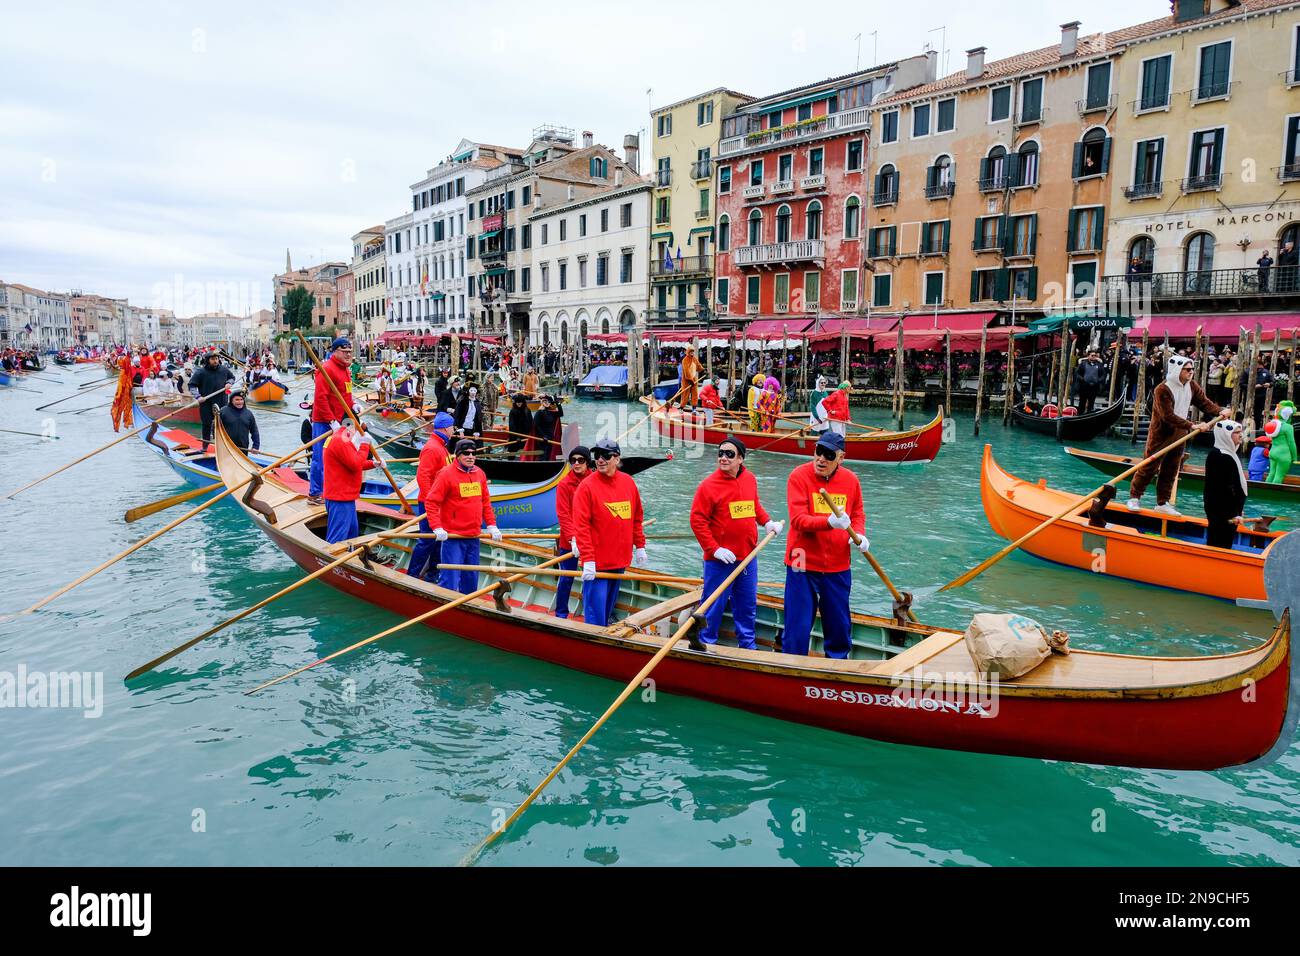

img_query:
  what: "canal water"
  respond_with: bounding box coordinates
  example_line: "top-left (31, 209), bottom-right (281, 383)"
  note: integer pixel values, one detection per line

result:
top-left (0, 367), bottom-right (1295, 866)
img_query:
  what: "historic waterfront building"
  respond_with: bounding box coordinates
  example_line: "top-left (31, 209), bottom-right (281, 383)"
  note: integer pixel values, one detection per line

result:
top-left (865, 23), bottom-right (1123, 316)
top-left (527, 177), bottom-right (651, 347)
top-left (647, 88), bottom-right (752, 327)
top-left (350, 225), bottom-right (386, 342)
top-left (465, 127), bottom-right (641, 346)
top-left (0, 283), bottom-right (72, 348)
top-left (713, 55), bottom-right (935, 327)
top-left (1104, 0), bottom-right (1300, 317)
top-left (273, 254), bottom-right (347, 332)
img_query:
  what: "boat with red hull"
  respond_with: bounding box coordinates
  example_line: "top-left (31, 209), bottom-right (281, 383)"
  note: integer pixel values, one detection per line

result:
top-left (205, 425), bottom-right (1292, 771)
top-left (641, 397), bottom-right (944, 464)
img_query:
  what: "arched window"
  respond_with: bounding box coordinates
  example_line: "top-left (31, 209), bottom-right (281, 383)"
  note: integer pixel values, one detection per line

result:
top-left (1128, 236), bottom-right (1154, 272)
top-left (806, 200), bottom-right (822, 240)
top-left (985, 146), bottom-right (1007, 188)
top-left (540, 322), bottom-right (550, 344)
top-left (1184, 232), bottom-right (1215, 293)
top-left (1077, 128), bottom-right (1109, 178)
top-left (1016, 141), bottom-right (1039, 187)
top-left (619, 308), bottom-right (636, 331)
top-left (776, 204), bottom-right (792, 243)
top-left (718, 214), bottom-right (730, 252)
top-left (844, 196), bottom-right (861, 239)
top-left (560, 321), bottom-right (569, 345)
top-left (876, 164), bottom-right (898, 202)
top-left (934, 154), bottom-right (952, 185)
top-left (748, 208), bottom-right (763, 246)
top-left (601, 318), bottom-right (610, 333)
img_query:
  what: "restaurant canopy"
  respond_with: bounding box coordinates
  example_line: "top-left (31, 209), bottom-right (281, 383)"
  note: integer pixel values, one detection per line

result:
top-left (1127, 313), bottom-right (1300, 343)
top-left (1018, 313), bottom-right (1134, 337)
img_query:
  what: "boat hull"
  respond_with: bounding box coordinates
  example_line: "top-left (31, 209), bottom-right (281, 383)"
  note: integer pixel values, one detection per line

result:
top-left (248, 379), bottom-right (289, 404)
top-left (135, 399), bottom-right (202, 425)
top-left (1011, 398), bottom-right (1125, 442)
top-left (1064, 446), bottom-right (1300, 506)
top-left (576, 383), bottom-right (629, 400)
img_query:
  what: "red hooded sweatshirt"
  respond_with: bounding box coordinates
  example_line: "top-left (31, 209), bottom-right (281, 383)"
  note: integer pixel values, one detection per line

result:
top-left (556, 468), bottom-right (591, 547)
top-left (784, 460), bottom-right (865, 573)
top-left (820, 389), bottom-right (850, 422)
top-left (312, 353), bottom-right (355, 423)
top-left (572, 469), bottom-right (645, 569)
top-left (415, 434), bottom-right (452, 499)
top-left (690, 465), bottom-right (771, 561)
top-left (424, 461), bottom-right (496, 538)
top-left (322, 431), bottom-right (376, 502)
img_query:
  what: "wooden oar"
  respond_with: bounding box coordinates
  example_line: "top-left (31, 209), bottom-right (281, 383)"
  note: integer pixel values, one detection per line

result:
top-left (0, 427), bottom-right (58, 439)
top-left (244, 548), bottom-right (577, 696)
top-left (817, 488), bottom-right (917, 623)
top-left (488, 426), bottom-right (562, 447)
top-left (457, 529), bottom-right (778, 866)
top-left (3, 386), bottom-right (229, 500)
top-left (295, 331), bottom-right (412, 514)
top-left (432, 563), bottom-right (708, 584)
top-left (124, 481), bottom-right (223, 522)
top-left (939, 414), bottom-right (1230, 592)
top-left (35, 376), bottom-right (116, 410)
top-left (62, 400), bottom-right (113, 415)
top-left (124, 513), bottom-right (425, 680)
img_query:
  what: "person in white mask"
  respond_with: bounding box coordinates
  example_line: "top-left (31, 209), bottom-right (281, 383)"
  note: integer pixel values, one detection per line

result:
top-left (1126, 355), bottom-right (1226, 517)
top-left (1202, 419), bottom-right (1248, 549)
top-left (454, 383), bottom-right (483, 437)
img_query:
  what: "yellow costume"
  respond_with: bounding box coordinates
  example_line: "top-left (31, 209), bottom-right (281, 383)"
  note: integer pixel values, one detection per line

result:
top-left (746, 373), bottom-right (764, 430)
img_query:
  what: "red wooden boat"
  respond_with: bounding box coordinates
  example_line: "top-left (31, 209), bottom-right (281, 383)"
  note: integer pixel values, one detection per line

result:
top-left (133, 397), bottom-right (202, 425)
top-left (640, 397), bottom-right (944, 464)
top-left (205, 426), bottom-right (1292, 771)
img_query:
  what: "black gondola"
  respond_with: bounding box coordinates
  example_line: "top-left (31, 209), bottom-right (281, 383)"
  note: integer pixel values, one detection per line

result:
top-left (1010, 396), bottom-right (1126, 441)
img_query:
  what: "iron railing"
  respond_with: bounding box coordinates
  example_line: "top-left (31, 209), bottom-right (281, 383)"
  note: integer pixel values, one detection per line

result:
top-left (1181, 173), bottom-right (1222, 193)
top-left (1124, 181), bottom-right (1164, 200)
top-left (925, 181), bottom-right (955, 199)
top-left (1104, 267), bottom-right (1300, 300)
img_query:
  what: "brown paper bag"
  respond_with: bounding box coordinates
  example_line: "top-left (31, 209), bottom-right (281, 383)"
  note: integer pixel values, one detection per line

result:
top-left (964, 613), bottom-right (1067, 679)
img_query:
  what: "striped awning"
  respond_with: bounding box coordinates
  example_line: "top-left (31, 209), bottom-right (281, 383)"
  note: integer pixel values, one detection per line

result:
top-left (479, 230), bottom-right (501, 240)
top-left (484, 267), bottom-right (507, 277)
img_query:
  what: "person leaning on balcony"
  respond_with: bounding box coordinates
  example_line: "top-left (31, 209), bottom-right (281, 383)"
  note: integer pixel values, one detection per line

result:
top-left (1279, 240), bottom-right (1299, 293)
top-left (1257, 250), bottom-right (1274, 293)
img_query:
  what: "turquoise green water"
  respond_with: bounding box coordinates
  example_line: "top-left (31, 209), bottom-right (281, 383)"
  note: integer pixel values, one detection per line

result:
top-left (0, 368), bottom-right (1296, 866)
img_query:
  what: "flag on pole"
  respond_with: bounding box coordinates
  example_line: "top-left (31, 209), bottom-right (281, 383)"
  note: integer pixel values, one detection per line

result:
top-left (662, 246), bottom-right (673, 273)
top-left (675, 247), bottom-right (684, 271)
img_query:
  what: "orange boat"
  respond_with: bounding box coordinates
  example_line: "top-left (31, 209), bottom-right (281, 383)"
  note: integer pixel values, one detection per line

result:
top-left (980, 445), bottom-right (1284, 602)
top-left (247, 378), bottom-right (288, 404)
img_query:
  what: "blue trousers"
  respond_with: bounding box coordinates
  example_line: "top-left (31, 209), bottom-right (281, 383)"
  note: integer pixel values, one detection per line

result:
top-left (325, 499), bottom-right (359, 544)
top-left (581, 567), bottom-right (625, 627)
top-left (407, 504), bottom-right (442, 581)
top-left (438, 537), bottom-right (481, 595)
top-left (308, 421), bottom-right (332, 497)
top-left (700, 558), bottom-right (757, 648)
top-left (782, 567), bottom-right (853, 658)
top-left (553, 555), bottom-right (578, 617)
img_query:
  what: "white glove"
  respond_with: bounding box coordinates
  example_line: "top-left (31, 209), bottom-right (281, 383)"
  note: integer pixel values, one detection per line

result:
top-left (487, 524), bottom-right (502, 541)
top-left (433, 527), bottom-right (449, 542)
top-left (570, 537), bottom-right (579, 559)
top-left (713, 547), bottom-right (737, 564)
top-left (581, 561), bottom-right (597, 582)
top-left (352, 402), bottom-right (363, 415)
top-left (856, 534), bottom-right (871, 554)
top-left (632, 547), bottom-right (648, 568)
top-left (329, 419), bottom-right (342, 431)
top-left (763, 520), bottom-right (784, 536)
top-left (827, 512), bottom-right (851, 530)
top-left (349, 429), bottom-right (364, 450)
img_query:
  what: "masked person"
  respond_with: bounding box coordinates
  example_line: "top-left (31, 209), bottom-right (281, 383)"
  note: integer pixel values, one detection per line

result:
top-left (746, 373), bottom-right (766, 430)
top-left (698, 378), bottom-right (723, 426)
top-left (689, 436), bottom-right (782, 649)
top-left (681, 345), bottom-right (703, 409)
top-left (1203, 420), bottom-right (1248, 550)
top-left (572, 438), bottom-right (647, 626)
top-left (309, 338), bottom-right (360, 506)
top-left (454, 383), bottom-right (484, 437)
top-left (782, 432), bottom-right (867, 658)
top-left (553, 445), bottom-right (593, 618)
top-left (532, 395), bottom-right (563, 460)
top-left (506, 393), bottom-right (533, 454)
top-left (322, 421), bottom-right (377, 544)
top-left (424, 438), bottom-right (502, 594)
top-left (407, 412), bottom-right (456, 582)
top-left (218, 389), bottom-right (261, 452)
top-left (1127, 356), bottom-right (1223, 517)
top-left (1265, 401), bottom-right (1296, 484)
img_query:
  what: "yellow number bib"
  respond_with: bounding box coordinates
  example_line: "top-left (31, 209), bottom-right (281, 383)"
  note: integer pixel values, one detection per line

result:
top-left (459, 482), bottom-right (482, 498)
top-left (728, 499), bottom-right (756, 520)
top-left (604, 500), bottom-right (632, 519)
top-left (811, 492), bottom-right (847, 515)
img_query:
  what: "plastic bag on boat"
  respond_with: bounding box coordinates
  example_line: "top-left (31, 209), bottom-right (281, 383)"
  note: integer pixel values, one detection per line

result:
top-left (963, 613), bottom-right (1069, 679)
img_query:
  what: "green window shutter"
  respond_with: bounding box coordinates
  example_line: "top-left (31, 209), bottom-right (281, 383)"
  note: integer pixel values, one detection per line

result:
top-left (941, 219), bottom-right (950, 253)
top-left (1028, 215), bottom-right (1037, 255)
top-left (1093, 207), bottom-right (1105, 252)
top-left (971, 270), bottom-right (981, 301)
top-left (926, 165), bottom-right (937, 189)
top-left (979, 156), bottom-right (990, 182)
top-left (1005, 153), bottom-right (1019, 185)
top-left (1212, 129), bottom-right (1224, 172)
top-left (1067, 209), bottom-right (1078, 252)
top-left (1026, 267), bottom-right (1038, 299)
top-left (1001, 215), bottom-right (1014, 255)
top-left (888, 227), bottom-right (897, 256)
top-left (1101, 137), bottom-right (1112, 175)
top-left (1072, 142), bottom-right (1083, 179)
top-left (973, 215), bottom-right (984, 245)
top-left (466, 236), bottom-right (475, 258)
top-left (873, 173), bottom-right (883, 198)
top-left (994, 268), bottom-right (1010, 301)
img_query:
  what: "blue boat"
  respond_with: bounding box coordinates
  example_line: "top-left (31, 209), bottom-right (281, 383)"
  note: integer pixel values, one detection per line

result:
top-left (652, 378), bottom-right (679, 402)
top-left (577, 365), bottom-right (629, 399)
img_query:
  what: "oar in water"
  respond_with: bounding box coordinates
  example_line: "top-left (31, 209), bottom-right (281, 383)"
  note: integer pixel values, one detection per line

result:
top-left (123, 482), bottom-right (223, 523)
top-left (124, 513), bottom-right (426, 680)
top-left (36, 377), bottom-right (116, 410)
top-left (457, 529), bottom-right (778, 866)
top-left (0, 427), bottom-right (59, 440)
top-left (817, 488), bottom-right (917, 623)
top-left (939, 414), bottom-right (1230, 592)
top-left (3, 386), bottom-right (229, 500)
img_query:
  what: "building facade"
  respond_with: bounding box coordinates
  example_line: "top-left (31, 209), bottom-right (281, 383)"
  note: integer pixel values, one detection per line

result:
top-left (648, 88), bottom-right (752, 326)
top-left (1, 284), bottom-right (72, 348)
top-left (273, 256), bottom-right (347, 332)
top-left (350, 225), bottom-right (387, 342)
top-left (528, 179), bottom-right (652, 346)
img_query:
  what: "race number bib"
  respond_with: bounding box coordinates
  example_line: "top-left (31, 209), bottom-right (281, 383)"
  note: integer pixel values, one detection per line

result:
top-left (604, 500), bottom-right (632, 519)
top-left (728, 500), bottom-right (756, 520)
top-left (459, 482), bottom-right (482, 498)
top-left (811, 492), bottom-right (847, 515)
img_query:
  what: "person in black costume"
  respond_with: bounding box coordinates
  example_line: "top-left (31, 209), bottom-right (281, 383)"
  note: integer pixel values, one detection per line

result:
top-left (532, 394), bottom-right (563, 461)
top-left (506, 393), bottom-right (533, 453)
top-left (1203, 419), bottom-right (1248, 550)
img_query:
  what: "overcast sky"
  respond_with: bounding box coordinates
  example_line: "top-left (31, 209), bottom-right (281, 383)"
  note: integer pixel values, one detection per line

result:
top-left (1, 0), bottom-right (1154, 316)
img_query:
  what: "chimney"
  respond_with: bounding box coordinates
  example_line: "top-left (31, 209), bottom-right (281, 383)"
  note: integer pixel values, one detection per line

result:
top-left (567, 184), bottom-right (575, 201)
top-left (614, 168), bottom-right (623, 187)
top-left (965, 47), bottom-right (986, 80)
top-left (1060, 21), bottom-right (1080, 57)
top-left (925, 48), bottom-right (938, 80)
top-left (623, 133), bottom-right (640, 174)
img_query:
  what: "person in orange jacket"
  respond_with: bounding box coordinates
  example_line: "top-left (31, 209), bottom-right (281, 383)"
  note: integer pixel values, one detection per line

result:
top-left (322, 421), bottom-right (378, 544)
top-left (552, 445), bottom-right (593, 618)
top-left (424, 438), bottom-right (502, 594)
top-left (572, 438), bottom-right (647, 626)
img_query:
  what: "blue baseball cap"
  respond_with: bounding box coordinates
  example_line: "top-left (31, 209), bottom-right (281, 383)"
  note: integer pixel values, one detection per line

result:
top-left (815, 432), bottom-right (846, 454)
top-left (330, 338), bottom-right (352, 351)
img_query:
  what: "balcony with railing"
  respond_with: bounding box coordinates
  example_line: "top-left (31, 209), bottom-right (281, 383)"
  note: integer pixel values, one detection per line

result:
top-left (694, 207), bottom-right (710, 221)
top-left (691, 159), bottom-right (712, 180)
top-left (742, 184), bottom-right (766, 200)
top-left (971, 236), bottom-right (1001, 253)
top-left (1285, 68), bottom-right (1300, 87)
top-left (1104, 267), bottom-right (1300, 303)
top-left (978, 175), bottom-right (1008, 193)
top-left (925, 181), bottom-right (955, 200)
top-left (1124, 180), bottom-right (1164, 200)
top-left (1277, 164), bottom-right (1300, 182)
top-left (649, 255), bottom-right (711, 279)
top-left (1131, 91), bottom-right (1172, 114)
top-left (734, 239), bottom-right (825, 268)
top-left (1181, 172), bottom-right (1222, 194)
top-left (647, 307), bottom-right (712, 325)
top-left (801, 174), bottom-right (826, 190)
top-left (1190, 80), bottom-right (1235, 105)
top-left (719, 106), bottom-right (871, 157)
top-left (1077, 93), bottom-right (1117, 115)
top-left (771, 179), bottom-right (795, 195)
top-left (872, 189), bottom-right (898, 206)
top-left (654, 169), bottom-right (672, 188)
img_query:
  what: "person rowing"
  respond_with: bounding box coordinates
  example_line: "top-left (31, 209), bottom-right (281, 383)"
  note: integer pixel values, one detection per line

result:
top-left (407, 411), bottom-right (456, 582)
top-left (1126, 355), bottom-right (1224, 517)
top-left (553, 445), bottom-right (593, 618)
top-left (426, 438), bottom-right (501, 595)
top-left (1203, 419), bottom-right (1248, 550)
top-left (782, 431), bottom-right (868, 658)
top-left (188, 351), bottom-right (235, 450)
top-left (506, 393), bottom-right (533, 454)
top-left (219, 388), bottom-right (261, 453)
top-left (689, 436), bottom-right (782, 650)
top-left (309, 338), bottom-right (359, 506)
top-left (572, 438), bottom-right (647, 626)
top-left (322, 420), bottom-right (377, 544)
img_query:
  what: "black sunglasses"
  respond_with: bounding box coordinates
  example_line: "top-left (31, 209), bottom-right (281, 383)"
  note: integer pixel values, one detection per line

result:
top-left (568, 455), bottom-right (589, 465)
top-left (457, 449), bottom-right (477, 456)
top-left (592, 449), bottom-right (616, 461)
top-left (717, 449), bottom-right (737, 459)
top-left (814, 447), bottom-right (839, 460)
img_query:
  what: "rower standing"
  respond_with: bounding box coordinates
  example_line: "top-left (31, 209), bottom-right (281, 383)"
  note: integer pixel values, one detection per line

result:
top-left (1126, 356), bottom-right (1222, 517)
top-left (309, 338), bottom-right (359, 507)
top-left (425, 438), bottom-right (502, 594)
top-left (573, 438), bottom-right (647, 626)
top-left (1203, 420), bottom-right (1248, 550)
top-left (689, 436), bottom-right (782, 649)
top-left (506, 393), bottom-right (533, 454)
top-left (218, 389), bottom-right (261, 452)
top-left (820, 382), bottom-right (851, 437)
top-left (322, 422), bottom-right (377, 544)
top-left (681, 345), bottom-right (703, 410)
top-left (407, 411), bottom-right (456, 582)
top-left (553, 445), bottom-right (593, 618)
top-left (188, 352), bottom-right (235, 449)
top-left (454, 383), bottom-right (484, 437)
top-left (532, 395), bottom-right (563, 460)
top-left (782, 432), bottom-right (868, 658)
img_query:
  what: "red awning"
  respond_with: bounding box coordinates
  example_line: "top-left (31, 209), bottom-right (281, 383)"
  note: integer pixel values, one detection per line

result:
top-left (587, 332), bottom-right (627, 344)
top-left (379, 331), bottom-right (408, 344)
top-left (891, 326), bottom-right (1026, 351)
top-left (1128, 313), bottom-right (1300, 342)
top-left (745, 318), bottom-right (813, 336)
top-left (898, 311), bottom-right (997, 332)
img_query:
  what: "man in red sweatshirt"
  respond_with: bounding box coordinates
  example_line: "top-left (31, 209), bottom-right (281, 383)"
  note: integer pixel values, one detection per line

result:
top-left (553, 445), bottom-right (592, 618)
top-left (310, 338), bottom-right (360, 505)
top-left (424, 438), bottom-right (502, 594)
top-left (690, 436), bottom-right (783, 649)
top-left (783, 431), bottom-right (868, 658)
top-left (322, 421), bottom-right (377, 544)
top-left (407, 411), bottom-right (456, 582)
top-left (572, 438), bottom-right (647, 626)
